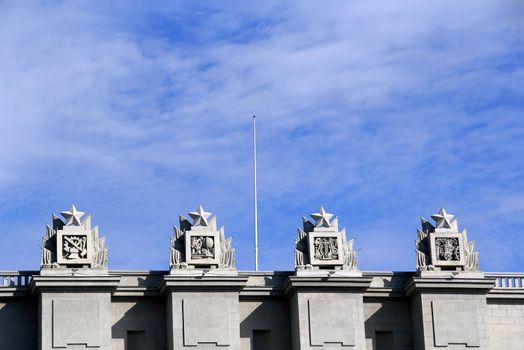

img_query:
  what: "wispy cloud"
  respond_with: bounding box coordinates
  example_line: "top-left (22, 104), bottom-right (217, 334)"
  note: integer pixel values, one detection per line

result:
top-left (0, 1), bottom-right (522, 271)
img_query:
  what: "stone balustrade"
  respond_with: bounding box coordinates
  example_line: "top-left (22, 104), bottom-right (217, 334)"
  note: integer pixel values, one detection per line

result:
top-left (0, 271), bottom-right (36, 287)
top-left (486, 272), bottom-right (524, 288)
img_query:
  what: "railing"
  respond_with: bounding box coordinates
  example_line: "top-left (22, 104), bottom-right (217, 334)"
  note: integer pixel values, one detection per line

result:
top-left (485, 273), bottom-right (524, 288)
top-left (0, 271), bottom-right (37, 287)
top-left (0, 271), bottom-right (523, 289)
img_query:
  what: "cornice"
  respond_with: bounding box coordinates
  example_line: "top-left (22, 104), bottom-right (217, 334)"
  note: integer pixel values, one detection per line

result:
top-left (404, 277), bottom-right (495, 298)
top-left (283, 276), bottom-right (373, 297)
top-left (29, 275), bottom-right (121, 295)
top-left (160, 274), bottom-right (249, 294)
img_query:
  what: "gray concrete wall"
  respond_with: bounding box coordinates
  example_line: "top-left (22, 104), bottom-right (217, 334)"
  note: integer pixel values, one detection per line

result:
top-left (239, 297), bottom-right (291, 350)
top-left (290, 293), bottom-right (301, 350)
top-left (0, 298), bottom-right (38, 350)
top-left (409, 294), bottom-right (425, 350)
top-left (1, 271), bottom-right (523, 350)
top-left (111, 298), bottom-right (166, 350)
top-left (486, 300), bottom-right (524, 349)
top-left (364, 299), bottom-right (413, 350)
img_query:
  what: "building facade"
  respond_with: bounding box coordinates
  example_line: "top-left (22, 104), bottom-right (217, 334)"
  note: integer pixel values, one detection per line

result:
top-left (0, 206), bottom-right (523, 350)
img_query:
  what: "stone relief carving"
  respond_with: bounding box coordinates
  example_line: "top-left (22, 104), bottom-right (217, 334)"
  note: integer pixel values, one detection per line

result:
top-left (313, 237), bottom-right (339, 260)
top-left (342, 237), bottom-right (358, 271)
top-left (416, 208), bottom-right (478, 272)
top-left (170, 206), bottom-right (235, 271)
top-left (62, 235), bottom-right (88, 260)
top-left (294, 219), bottom-right (310, 268)
top-left (464, 240), bottom-right (479, 271)
top-left (294, 207), bottom-right (358, 271)
top-left (92, 232), bottom-right (108, 269)
top-left (435, 237), bottom-right (460, 262)
top-left (416, 217), bottom-right (433, 271)
top-left (40, 205), bottom-right (108, 270)
top-left (191, 236), bottom-right (215, 259)
top-left (170, 215), bottom-right (190, 269)
top-left (219, 229), bottom-right (235, 269)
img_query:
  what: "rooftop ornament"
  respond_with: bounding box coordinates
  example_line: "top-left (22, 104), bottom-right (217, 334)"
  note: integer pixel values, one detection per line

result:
top-left (40, 205), bottom-right (108, 274)
top-left (294, 207), bottom-right (359, 276)
top-left (170, 205), bottom-right (236, 275)
top-left (416, 208), bottom-right (479, 274)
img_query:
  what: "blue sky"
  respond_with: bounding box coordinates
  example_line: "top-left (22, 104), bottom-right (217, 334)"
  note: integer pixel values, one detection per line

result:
top-left (0, 1), bottom-right (522, 272)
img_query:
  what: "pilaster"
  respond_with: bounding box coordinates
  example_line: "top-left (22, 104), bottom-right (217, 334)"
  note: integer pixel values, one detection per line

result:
top-left (405, 275), bottom-right (495, 349)
top-left (161, 274), bottom-right (248, 350)
top-left (284, 276), bottom-right (372, 350)
top-left (30, 274), bottom-right (120, 350)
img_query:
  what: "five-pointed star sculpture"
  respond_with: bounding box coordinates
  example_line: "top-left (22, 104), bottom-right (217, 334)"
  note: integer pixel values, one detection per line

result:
top-left (311, 207), bottom-right (333, 228)
top-left (431, 208), bottom-right (456, 229)
top-left (60, 205), bottom-right (85, 226)
top-left (189, 205), bottom-right (212, 226)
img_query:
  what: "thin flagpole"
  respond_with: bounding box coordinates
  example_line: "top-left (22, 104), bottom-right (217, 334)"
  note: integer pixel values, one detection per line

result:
top-left (253, 115), bottom-right (259, 271)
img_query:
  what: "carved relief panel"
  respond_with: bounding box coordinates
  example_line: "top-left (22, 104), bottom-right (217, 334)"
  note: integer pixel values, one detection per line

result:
top-left (184, 231), bottom-right (220, 266)
top-left (429, 232), bottom-right (465, 268)
top-left (56, 226), bottom-right (94, 266)
top-left (308, 232), bottom-right (344, 266)
top-left (190, 235), bottom-right (215, 259)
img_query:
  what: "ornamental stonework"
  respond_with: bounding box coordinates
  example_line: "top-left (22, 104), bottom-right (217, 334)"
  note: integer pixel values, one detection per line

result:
top-left (435, 237), bottom-right (460, 262)
top-left (40, 205), bottom-right (108, 272)
top-left (61, 235), bottom-right (88, 260)
top-left (416, 208), bottom-right (478, 272)
top-left (313, 237), bottom-right (339, 261)
top-left (190, 235), bottom-right (216, 259)
top-left (170, 205), bottom-right (235, 272)
top-left (294, 207), bottom-right (358, 274)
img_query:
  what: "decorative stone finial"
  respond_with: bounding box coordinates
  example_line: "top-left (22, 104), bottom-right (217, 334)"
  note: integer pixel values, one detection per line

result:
top-left (431, 208), bottom-right (458, 231)
top-left (311, 207), bottom-right (333, 228)
top-left (294, 207), bottom-right (359, 276)
top-left (416, 208), bottom-right (479, 273)
top-left (41, 205), bottom-right (108, 272)
top-left (60, 205), bottom-right (85, 226)
top-left (188, 205), bottom-right (212, 226)
top-left (170, 207), bottom-right (236, 274)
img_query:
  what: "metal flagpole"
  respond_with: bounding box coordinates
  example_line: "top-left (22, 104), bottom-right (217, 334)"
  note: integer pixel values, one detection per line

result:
top-left (253, 115), bottom-right (259, 271)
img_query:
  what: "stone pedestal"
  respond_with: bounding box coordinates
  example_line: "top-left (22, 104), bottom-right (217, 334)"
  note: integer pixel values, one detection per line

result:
top-left (30, 274), bottom-right (120, 350)
top-left (284, 276), bottom-right (372, 350)
top-left (405, 275), bottom-right (495, 349)
top-left (161, 275), bottom-right (248, 350)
